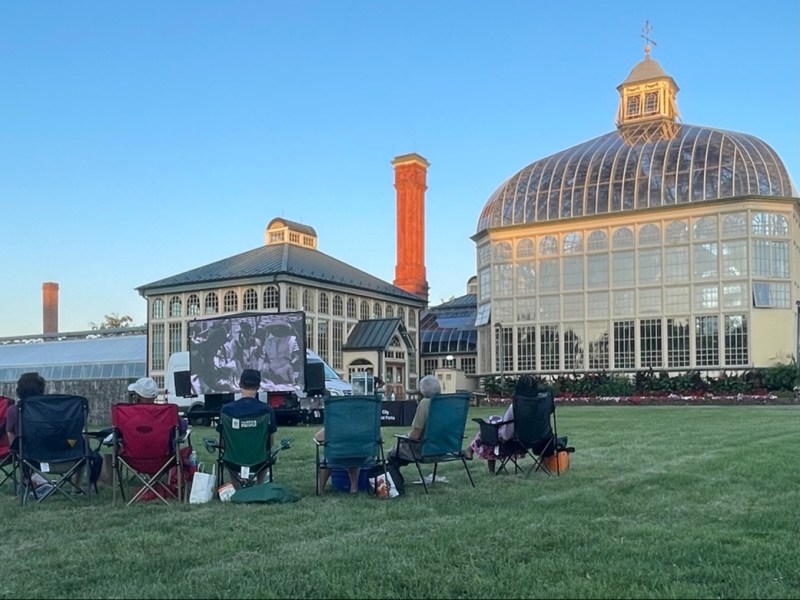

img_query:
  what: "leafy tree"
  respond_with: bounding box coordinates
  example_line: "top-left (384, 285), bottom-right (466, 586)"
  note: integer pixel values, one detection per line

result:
top-left (90, 313), bottom-right (134, 330)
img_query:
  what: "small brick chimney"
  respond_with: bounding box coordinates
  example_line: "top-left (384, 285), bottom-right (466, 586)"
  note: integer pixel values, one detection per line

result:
top-left (43, 281), bottom-right (59, 338)
top-left (392, 153), bottom-right (429, 303)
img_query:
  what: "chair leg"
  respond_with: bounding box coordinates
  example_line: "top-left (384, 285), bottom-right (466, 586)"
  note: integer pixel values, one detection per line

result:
top-left (413, 461), bottom-right (428, 493)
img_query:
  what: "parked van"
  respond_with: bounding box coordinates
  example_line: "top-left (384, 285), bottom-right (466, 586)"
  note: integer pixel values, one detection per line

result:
top-left (164, 350), bottom-right (351, 424)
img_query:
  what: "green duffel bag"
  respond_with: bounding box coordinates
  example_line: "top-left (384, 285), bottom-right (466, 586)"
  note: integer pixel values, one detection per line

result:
top-left (230, 482), bottom-right (300, 504)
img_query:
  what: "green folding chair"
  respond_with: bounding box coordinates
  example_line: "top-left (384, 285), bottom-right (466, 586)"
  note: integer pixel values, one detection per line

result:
top-left (211, 410), bottom-right (288, 489)
top-left (393, 392), bottom-right (475, 493)
top-left (315, 395), bottom-right (385, 496)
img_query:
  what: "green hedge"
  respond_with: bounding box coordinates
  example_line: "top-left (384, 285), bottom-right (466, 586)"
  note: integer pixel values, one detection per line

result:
top-left (480, 362), bottom-right (800, 398)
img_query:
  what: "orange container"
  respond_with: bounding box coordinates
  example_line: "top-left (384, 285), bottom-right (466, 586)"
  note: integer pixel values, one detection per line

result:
top-left (543, 450), bottom-right (570, 474)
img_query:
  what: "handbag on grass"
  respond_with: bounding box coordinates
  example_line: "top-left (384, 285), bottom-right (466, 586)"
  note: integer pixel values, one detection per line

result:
top-left (189, 463), bottom-right (216, 504)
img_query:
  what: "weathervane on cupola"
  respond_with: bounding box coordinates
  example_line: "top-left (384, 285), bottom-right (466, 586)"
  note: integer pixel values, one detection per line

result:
top-left (616, 20), bottom-right (681, 143)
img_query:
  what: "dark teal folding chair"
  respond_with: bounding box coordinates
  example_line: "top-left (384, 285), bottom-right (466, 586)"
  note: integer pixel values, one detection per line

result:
top-left (315, 395), bottom-right (385, 496)
top-left (393, 392), bottom-right (474, 493)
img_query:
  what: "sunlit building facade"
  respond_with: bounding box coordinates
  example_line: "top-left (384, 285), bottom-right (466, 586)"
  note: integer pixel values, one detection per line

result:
top-left (473, 47), bottom-right (798, 376)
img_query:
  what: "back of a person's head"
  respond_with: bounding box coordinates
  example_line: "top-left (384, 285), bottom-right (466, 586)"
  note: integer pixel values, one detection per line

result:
top-left (17, 372), bottom-right (46, 400)
top-left (514, 375), bottom-right (538, 397)
top-left (419, 375), bottom-right (441, 399)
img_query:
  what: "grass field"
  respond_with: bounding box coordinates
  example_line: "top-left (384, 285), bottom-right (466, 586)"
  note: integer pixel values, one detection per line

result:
top-left (1, 405), bottom-right (798, 599)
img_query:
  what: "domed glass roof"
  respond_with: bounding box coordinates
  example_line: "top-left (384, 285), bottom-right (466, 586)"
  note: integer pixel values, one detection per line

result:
top-left (476, 124), bottom-right (797, 233)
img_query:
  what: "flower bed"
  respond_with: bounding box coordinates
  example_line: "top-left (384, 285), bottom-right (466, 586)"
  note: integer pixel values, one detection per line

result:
top-left (481, 393), bottom-right (798, 406)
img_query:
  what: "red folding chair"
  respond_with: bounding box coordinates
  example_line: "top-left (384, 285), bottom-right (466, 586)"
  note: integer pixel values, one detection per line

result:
top-left (0, 396), bottom-right (15, 493)
top-left (111, 403), bottom-right (185, 505)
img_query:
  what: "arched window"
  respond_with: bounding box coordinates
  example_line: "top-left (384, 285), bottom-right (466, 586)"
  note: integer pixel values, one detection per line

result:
top-left (478, 245), bottom-right (491, 267)
top-left (319, 293), bottom-right (329, 314)
top-left (187, 294), bottom-right (201, 316)
top-left (516, 238), bottom-right (535, 258)
top-left (152, 298), bottom-right (164, 319)
top-left (398, 307), bottom-right (406, 324)
top-left (373, 303), bottom-right (382, 318)
top-left (562, 232), bottom-right (583, 253)
top-left (169, 296), bottom-right (182, 318)
top-left (385, 305), bottom-right (394, 318)
top-left (693, 217), bottom-right (718, 240)
top-left (346, 298), bottom-right (356, 319)
top-left (665, 220), bottom-right (689, 244)
top-left (540, 236), bottom-right (558, 255)
top-left (612, 227), bottom-right (634, 248)
top-left (286, 286), bottom-right (298, 310)
top-left (243, 288), bottom-right (258, 311)
top-left (644, 91), bottom-right (658, 114)
top-left (722, 213), bottom-right (747, 238)
top-left (333, 295), bottom-right (343, 317)
top-left (223, 291), bottom-right (238, 313)
top-left (494, 242), bottom-right (512, 261)
top-left (408, 309), bottom-right (416, 327)
top-left (204, 292), bottom-right (219, 315)
top-left (360, 301), bottom-right (369, 320)
top-left (626, 95), bottom-right (641, 117)
top-left (303, 290), bottom-right (314, 312)
top-left (263, 285), bottom-right (279, 309)
top-left (587, 231), bottom-right (608, 252)
top-left (639, 224), bottom-right (661, 246)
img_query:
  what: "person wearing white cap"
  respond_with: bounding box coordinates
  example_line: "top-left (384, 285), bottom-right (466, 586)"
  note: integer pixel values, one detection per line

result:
top-left (127, 377), bottom-right (159, 402)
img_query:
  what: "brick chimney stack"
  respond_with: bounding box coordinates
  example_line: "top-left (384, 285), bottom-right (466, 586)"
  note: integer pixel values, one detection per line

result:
top-left (43, 281), bottom-right (59, 339)
top-left (392, 153), bottom-right (429, 303)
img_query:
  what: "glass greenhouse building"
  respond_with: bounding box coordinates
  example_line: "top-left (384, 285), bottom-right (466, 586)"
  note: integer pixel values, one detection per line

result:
top-left (472, 51), bottom-right (798, 377)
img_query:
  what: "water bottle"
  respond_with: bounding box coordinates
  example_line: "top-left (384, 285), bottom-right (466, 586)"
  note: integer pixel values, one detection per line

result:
top-left (189, 450), bottom-right (198, 468)
top-left (390, 392), bottom-right (396, 402)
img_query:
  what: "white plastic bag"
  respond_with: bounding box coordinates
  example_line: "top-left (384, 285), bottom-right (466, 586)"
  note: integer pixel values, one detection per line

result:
top-left (189, 463), bottom-right (216, 504)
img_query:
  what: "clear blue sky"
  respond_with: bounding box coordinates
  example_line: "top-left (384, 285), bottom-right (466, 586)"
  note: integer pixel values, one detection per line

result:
top-left (2, 1), bottom-right (798, 337)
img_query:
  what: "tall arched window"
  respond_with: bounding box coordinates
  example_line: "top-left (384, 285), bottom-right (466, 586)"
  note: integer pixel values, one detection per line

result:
top-left (223, 291), bottom-right (238, 313)
top-left (373, 303), bottom-right (382, 318)
top-left (346, 298), bottom-right (356, 319)
top-left (243, 288), bottom-right (258, 311)
top-left (187, 294), bottom-right (201, 316)
top-left (360, 301), bottom-right (369, 320)
top-left (204, 292), bottom-right (219, 315)
top-left (152, 298), bottom-right (164, 319)
top-left (385, 305), bottom-right (394, 318)
top-left (169, 296), bottom-right (182, 317)
top-left (286, 286), bottom-right (298, 310)
top-left (398, 307), bottom-right (406, 324)
top-left (303, 290), bottom-right (314, 312)
top-left (319, 293), bottom-right (329, 314)
top-left (333, 295), bottom-right (343, 316)
top-left (263, 285), bottom-right (279, 309)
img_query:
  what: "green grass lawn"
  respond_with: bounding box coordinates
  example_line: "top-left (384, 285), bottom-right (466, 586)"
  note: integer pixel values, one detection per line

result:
top-left (1, 405), bottom-right (798, 599)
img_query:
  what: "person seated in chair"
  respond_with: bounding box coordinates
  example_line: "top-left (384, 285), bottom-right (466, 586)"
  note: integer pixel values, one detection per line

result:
top-left (387, 374), bottom-right (441, 468)
top-left (313, 427), bottom-right (363, 495)
top-left (8, 372), bottom-right (89, 495)
top-left (465, 375), bottom-right (535, 474)
top-left (217, 369), bottom-right (277, 486)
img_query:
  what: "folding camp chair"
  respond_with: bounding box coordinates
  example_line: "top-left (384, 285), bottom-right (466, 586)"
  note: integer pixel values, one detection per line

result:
top-left (16, 394), bottom-right (92, 505)
top-left (393, 392), bottom-right (475, 493)
top-left (206, 409), bottom-right (292, 490)
top-left (476, 390), bottom-right (563, 476)
top-left (314, 395), bottom-right (385, 496)
top-left (112, 403), bottom-right (186, 505)
top-left (0, 396), bottom-right (16, 493)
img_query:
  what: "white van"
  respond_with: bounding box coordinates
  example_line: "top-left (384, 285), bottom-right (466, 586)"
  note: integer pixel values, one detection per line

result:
top-left (164, 349), bottom-right (351, 422)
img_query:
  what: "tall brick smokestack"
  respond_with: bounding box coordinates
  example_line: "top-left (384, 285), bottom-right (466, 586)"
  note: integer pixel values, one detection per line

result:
top-left (43, 281), bottom-right (59, 338)
top-left (392, 153), bottom-right (429, 303)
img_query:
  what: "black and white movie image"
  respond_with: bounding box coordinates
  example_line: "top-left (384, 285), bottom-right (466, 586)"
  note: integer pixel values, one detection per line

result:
top-left (188, 312), bottom-right (306, 395)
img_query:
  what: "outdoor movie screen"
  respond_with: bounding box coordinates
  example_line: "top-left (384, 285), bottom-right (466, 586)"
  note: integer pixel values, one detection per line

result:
top-left (188, 311), bottom-right (306, 395)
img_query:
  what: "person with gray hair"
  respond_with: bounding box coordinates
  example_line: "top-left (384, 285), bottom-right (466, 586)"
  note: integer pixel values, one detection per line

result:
top-left (386, 375), bottom-right (441, 478)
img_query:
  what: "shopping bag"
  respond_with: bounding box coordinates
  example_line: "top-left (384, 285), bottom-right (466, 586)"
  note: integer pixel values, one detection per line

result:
top-left (189, 463), bottom-right (216, 504)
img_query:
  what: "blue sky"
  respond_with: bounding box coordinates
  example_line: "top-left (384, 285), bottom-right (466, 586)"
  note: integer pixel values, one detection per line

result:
top-left (2, 1), bottom-right (798, 337)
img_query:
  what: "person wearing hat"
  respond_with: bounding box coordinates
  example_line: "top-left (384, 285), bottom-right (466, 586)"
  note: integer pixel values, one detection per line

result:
top-left (127, 376), bottom-right (188, 435)
top-left (217, 368), bottom-right (277, 485)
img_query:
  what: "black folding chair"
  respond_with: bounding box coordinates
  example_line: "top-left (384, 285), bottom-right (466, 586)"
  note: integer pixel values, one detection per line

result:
top-left (17, 394), bottom-right (92, 505)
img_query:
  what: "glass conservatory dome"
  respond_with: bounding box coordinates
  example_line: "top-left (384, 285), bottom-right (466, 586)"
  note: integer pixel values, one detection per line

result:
top-left (476, 125), bottom-right (797, 233)
top-left (476, 49), bottom-right (797, 234)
